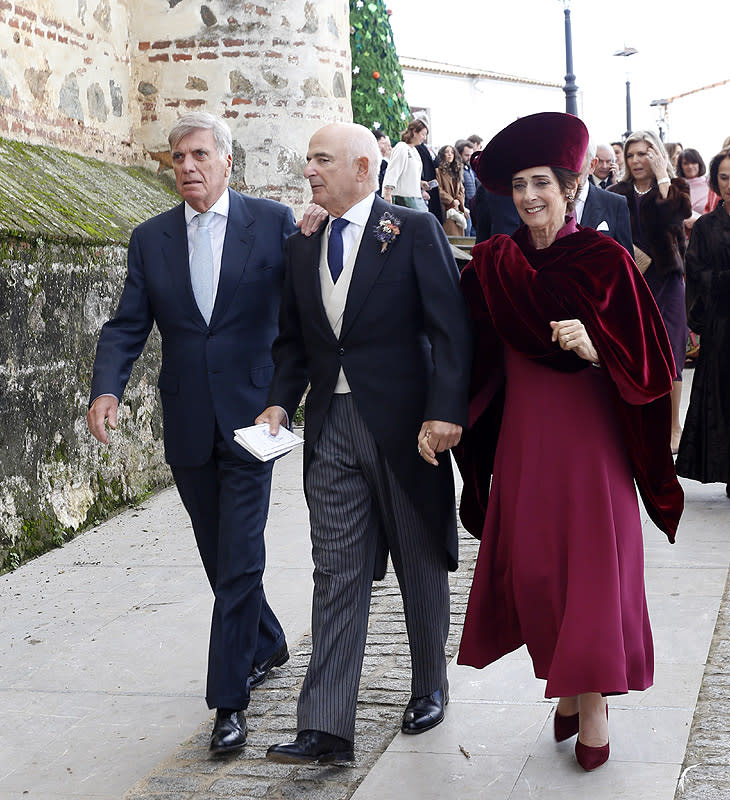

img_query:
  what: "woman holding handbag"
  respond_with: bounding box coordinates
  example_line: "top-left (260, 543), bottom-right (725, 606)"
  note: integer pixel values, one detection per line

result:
top-left (435, 144), bottom-right (467, 236)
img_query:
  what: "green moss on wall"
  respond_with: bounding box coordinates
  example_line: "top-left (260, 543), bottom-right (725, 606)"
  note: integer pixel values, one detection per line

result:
top-left (0, 137), bottom-right (179, 244)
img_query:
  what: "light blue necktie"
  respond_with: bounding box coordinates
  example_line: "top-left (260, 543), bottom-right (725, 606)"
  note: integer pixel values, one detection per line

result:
top-left (191, 210), bottom-right (215, 324)
top-left (328, 217), bottom-right (349, 283)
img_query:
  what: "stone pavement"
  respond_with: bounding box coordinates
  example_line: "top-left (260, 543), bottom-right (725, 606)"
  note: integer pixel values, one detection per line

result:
top-left (2, 380), bottom-right (730, 799)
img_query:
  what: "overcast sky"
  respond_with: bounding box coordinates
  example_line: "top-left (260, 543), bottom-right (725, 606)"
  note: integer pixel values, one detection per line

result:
top-left (387, 0), bottom-right (727, 159)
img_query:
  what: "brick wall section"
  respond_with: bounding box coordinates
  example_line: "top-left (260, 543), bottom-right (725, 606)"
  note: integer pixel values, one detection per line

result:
top-left (0, 1), bottom-right (352, 212)
top-left (0, 1), bottom-right (136, 162)
top-left (129, 0), bottom-right (352, 210)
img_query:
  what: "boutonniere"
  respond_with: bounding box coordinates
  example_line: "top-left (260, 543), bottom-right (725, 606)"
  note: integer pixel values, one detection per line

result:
top-left (374, 212), bottom-right (401, 253)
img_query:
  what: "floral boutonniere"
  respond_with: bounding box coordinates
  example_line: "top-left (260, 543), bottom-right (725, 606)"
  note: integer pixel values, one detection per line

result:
top-left (374, 212), bottom-right (401, 253)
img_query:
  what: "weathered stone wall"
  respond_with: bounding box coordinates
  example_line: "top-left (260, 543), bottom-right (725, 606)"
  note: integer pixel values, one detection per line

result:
top-left (0, 137), bottom-right (179, 572)
top-left (0, 0), bottom-right (353, 210)
top-left (0, 0), bottom-right (135, 162)
top-left (130, 0), bottom-right (351, 207)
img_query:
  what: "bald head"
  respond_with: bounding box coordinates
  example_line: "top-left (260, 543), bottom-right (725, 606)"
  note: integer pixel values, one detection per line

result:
top-left (303, 123), bottom-right (381, 216)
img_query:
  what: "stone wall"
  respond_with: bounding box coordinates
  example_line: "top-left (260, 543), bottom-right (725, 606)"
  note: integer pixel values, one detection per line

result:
top-left (0, 0), bottom-right (353, 210)
top-left (129, 0), bottom-right (351, 208)
top-left (0, 0), bottom-right (135, 162)
top-left (0, 137), bottom-right (179, 572)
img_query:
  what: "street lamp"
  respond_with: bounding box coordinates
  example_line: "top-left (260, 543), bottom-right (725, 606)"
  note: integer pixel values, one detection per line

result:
top-left (613, 46), bottom-right (638, 138)
top-left (560, 0), bottom-right (578, 115)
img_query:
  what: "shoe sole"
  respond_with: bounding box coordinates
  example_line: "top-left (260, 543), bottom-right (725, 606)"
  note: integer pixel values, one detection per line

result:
top-left (249, 651), bottom-right (290, 690)
top-left (266, 750), bottom-right (354, 765)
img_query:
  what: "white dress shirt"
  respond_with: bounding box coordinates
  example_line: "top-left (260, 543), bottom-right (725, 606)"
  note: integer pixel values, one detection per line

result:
top-left (320, 192), bottom-right (375, 393)
top-left (573, 179), bottom-right (590, 224)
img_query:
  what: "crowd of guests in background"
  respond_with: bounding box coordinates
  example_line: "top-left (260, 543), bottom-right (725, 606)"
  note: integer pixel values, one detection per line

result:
top-left (374, 118), bottom-right (730, 501)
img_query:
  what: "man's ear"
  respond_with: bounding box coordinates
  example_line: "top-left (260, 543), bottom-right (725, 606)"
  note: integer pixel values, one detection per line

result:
top-left (355, 156), bottom-right (370, 182)
top-left (588, 157), bottom-right (598, 175)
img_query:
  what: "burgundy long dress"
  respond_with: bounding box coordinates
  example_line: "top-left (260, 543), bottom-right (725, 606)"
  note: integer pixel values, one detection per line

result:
top-left (456, 221), bottom-right (683, 697)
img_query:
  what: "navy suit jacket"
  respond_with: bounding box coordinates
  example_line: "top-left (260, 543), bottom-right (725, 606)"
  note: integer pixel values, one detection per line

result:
top-left (581, 182), bottom-right (633, 254)
top-left (90, 188), bottom-right (297, 466)
top-left (267, 195), bottom-right (472, 571)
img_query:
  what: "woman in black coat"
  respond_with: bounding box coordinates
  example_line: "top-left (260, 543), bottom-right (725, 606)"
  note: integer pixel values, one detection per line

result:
top-left (676, 147), bottom-right (730, 498)
top-left (609, 130), bottom-right (692, 452)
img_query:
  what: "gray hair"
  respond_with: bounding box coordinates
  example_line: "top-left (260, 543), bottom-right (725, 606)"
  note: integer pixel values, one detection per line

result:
top-left (585, 139), bottom-right (597, 162)
top-left (168, 112), bottom-right (233, 157)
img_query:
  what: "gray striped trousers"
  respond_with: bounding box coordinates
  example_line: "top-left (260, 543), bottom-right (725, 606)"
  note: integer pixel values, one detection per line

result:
top-left (297, 393), bottom-right (450, 741)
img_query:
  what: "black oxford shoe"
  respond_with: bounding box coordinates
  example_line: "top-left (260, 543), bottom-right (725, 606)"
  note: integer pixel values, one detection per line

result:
top-left (401, 688), bottom-right (448, 734)
top-left (248, 643), bottom-right (290, 690)
top-left (209, 709), bottom-right (247, 754)
top-left (266, 729), bottom-right (354, 765)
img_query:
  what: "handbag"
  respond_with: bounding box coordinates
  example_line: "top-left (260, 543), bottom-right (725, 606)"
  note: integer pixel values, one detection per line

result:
top-left (446, 207), bottom-right (467, 230)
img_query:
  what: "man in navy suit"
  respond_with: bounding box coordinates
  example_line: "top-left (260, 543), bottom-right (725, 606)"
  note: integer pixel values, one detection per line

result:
top-left (257, 123), bottom-right (472, 765)
top-left (575, 140), bottom-right (633, 253)
top-left (87, 112), bottom-right (297, 754)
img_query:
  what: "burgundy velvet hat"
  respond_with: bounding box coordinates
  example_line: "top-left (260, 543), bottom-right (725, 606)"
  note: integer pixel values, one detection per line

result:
top-left (472, 112), bottom-right (589, 195)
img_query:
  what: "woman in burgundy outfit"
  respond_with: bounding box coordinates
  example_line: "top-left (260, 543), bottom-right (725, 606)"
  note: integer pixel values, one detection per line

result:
top-left (454, 113), bottom-right (683, 771)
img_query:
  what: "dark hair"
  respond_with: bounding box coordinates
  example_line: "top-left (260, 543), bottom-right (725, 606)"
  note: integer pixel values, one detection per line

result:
top-left (372, 129), bottom-right (386, 141)
top-left (551, 166), bottom-right (580, 212)
top-left (677, 148), bottom-right (706, 177)
top-left (437, 144), bottom-right (462, 179)
top-left (467, 134), bottom-right (483, 145)
top-left (611, 141), bottom-right (624, 149)
top-left (402, 119), bottom-right (428, 144)
top-left (708, 147), bottom-right (730, 196)
top-left (455, 139), bottom-right (473, 157)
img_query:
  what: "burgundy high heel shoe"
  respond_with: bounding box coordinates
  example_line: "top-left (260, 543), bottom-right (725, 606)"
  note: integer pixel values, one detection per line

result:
top-left (575, 704), bottom-right (609, 771)
top-left (553, 709), bottom-right (579, 742)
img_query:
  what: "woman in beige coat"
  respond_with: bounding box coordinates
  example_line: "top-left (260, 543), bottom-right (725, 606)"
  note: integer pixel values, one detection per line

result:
top-left (436, 145), bottom-right (467, 236)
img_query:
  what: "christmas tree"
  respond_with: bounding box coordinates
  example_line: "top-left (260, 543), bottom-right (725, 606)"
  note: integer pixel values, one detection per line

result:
top-left (349, 0), bottom-right (411, 142)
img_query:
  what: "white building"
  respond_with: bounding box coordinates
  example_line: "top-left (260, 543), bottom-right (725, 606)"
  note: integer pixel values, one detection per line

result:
top-left (399, 56), bottom-right (568, 149)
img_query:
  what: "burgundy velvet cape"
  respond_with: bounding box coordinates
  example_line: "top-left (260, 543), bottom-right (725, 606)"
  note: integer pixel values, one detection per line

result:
top-left (456, 224), bottom-right (683, 543)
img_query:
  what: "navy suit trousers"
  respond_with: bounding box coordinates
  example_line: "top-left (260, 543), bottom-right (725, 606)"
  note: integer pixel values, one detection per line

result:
top-left (172, 426), bottom-right (285, 710)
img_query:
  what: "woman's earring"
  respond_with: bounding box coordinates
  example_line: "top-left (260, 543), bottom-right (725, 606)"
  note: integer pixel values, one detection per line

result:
top-left (566, 192), bottom-right (574, 201)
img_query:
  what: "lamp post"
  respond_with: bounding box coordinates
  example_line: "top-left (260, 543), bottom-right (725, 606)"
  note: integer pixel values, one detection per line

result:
top-left (613, 46), bottom-right (638, 138)
top-left (561, 0), bottom-right (578, 115)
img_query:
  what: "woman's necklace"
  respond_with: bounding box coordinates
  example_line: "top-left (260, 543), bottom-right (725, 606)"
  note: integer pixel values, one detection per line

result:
top-left (634, 184), bottom-right (652, 196)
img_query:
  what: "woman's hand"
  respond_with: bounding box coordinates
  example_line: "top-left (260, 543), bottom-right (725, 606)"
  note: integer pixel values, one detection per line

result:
top-left (646, 142), bottom-right (669, 182)
top-left (550, 319), bottom-right (599, 363)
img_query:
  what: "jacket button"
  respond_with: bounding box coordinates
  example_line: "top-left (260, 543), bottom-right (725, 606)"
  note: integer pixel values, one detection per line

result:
top-left (338, 347), bottom-right (345, 356)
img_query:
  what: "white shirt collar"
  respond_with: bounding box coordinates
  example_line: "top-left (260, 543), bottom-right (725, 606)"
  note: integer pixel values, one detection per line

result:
top-left (577, 179), bottom-right (590, 203)
top-left (330, 192), bottom-right (376, 229)
top-left (184, 187), bottom-right (230, 225)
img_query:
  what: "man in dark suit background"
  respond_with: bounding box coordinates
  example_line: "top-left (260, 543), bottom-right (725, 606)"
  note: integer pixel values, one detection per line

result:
top-left (87, 112), bottom-right (297, 754)
top-left (575, 140), bottom-right (633, 253)
top-left (257, 122), bottom-right (472, 765)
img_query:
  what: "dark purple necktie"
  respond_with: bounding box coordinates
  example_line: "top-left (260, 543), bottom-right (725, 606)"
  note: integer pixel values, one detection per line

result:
top-left (328, 217), bottom-right (349, 283)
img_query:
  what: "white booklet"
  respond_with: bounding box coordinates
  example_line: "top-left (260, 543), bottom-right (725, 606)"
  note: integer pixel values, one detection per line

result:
top-left (233, 423), bottom-right (304, 462)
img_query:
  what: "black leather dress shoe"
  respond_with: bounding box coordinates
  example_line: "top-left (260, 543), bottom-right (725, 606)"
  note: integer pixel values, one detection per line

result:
top-left (209, 709), bottom-right (247, 754)
top-left (248, 643), bottom-right (289, 690)
top-left (266, 729), bottom-right (354, 765)
top-left (401, 688), bottom-right (448, 734)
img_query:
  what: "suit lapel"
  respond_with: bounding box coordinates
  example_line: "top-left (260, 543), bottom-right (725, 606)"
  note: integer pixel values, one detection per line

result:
top-left (297, 226), bottom-right (339, 343)
top-left (582, 183), bottom-right (599, 228)
top-left (161, 203), bottom-right (207, 327)
top-left (340, 197), bottom-right (395, 340)
top-left (211, 189), bottom-right (254, 325)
